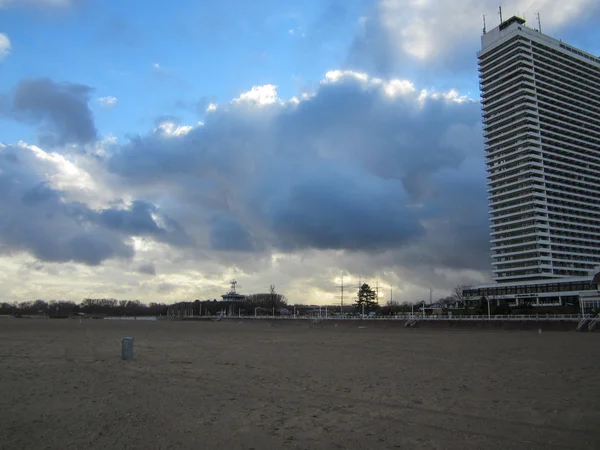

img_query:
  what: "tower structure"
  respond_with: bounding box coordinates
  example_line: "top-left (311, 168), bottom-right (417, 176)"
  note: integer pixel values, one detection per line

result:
top-left (479, 16), bottom-right (600, 282)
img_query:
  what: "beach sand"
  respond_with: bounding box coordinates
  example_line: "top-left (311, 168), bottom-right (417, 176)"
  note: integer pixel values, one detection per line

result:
top-left (0, 318), bottom-right (598, 449)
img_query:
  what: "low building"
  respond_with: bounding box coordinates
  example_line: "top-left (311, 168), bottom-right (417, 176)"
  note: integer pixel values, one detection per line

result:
top-left (464, 273), bottom-right (600, 312)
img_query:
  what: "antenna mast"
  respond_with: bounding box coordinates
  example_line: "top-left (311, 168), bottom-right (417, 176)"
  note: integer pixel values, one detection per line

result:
top-left (499, 6), bottom-right (503, 24)
top-left (482, 14), bottom-right (487, 34)
top-left (338, 276), bottom-right (344, 314)
top-left (536, 12), bottom-right (542, 32)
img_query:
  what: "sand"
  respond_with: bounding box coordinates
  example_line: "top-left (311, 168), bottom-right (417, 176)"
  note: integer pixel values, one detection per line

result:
top-left (0, 318), bottom-right (599, 449)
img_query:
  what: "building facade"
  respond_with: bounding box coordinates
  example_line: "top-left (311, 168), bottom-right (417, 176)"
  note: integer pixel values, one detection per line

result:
top-left (478, 16), bottom-right (600, 283)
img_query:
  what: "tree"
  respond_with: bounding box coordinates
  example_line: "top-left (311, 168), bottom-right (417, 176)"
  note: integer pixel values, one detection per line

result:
top-left (452, 284), bottom-right (475, 308)
top-left (354, 283), bottom-right (378, 314)
top-left (245, 292), bottom-right (287, 311)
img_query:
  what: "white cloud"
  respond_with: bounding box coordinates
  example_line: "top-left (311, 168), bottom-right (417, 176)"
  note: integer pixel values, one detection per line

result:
top-left (234, 84), bottom-right (279, 105)
top-left (0, 33), bottom-right (10, 60)
top-left (206, 103), bottom-right (218, 112)
top-left (16, 141), bottom-right (111, 208)
top-left (156, 121), bottom-right (194, 137)
top-left (323, 69), bottom-right (470, 104)
top-left (97, 96), bottom-right (118, 107)
top-left (324, 70), bottom-right (369, 84)
top-left (375, 0), bottom-right (598, 62)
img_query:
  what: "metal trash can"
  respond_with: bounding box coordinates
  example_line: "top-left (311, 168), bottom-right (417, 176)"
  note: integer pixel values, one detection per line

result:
top-left (122, 337), bottom-right (134, 361)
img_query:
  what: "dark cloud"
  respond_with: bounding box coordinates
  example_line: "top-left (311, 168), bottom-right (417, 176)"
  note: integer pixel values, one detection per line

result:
top-left (21, 181), bottom-right (59, 206)
top-left (265, 167), bottom-right (424, 251)
top-left (95, 200), bottom-right (193, 247)
top-left (98, 201), bottom-right (163, 235)
top-left (0, 144), bottom-right (191, 265)
top-left (2, 78), bottom-right (98, 146)
top-left (104, 72), bottom-right (487, 273)
top-left (1, 69), bottom-right (490, 296)
top-left (138, 262), bottom-right (156, 275)
top-left (209, 214), bottom-right (256, 252)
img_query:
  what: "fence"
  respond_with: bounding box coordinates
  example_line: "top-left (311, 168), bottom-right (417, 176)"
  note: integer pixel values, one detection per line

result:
top-left (213, 314), bottom-right (582, 322)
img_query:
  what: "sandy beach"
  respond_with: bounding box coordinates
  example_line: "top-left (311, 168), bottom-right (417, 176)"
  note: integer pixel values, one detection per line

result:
top-left (0, 318), bottom-right (599, 449)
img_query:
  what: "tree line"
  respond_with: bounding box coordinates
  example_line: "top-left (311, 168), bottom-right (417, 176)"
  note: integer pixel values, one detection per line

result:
top-left (0, 288), bottom-right (289, 318)
top-left (0, 299), bottom-right (170, 317)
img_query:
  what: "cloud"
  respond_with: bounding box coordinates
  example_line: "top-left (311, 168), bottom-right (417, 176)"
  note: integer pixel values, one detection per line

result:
top-left (209, 214), bottom-right (257, 252)
top-left (348, 0), bottom-right (600, 75)
top-left (94, 200), bottom-right (193, 247)
top-left (137, 262), bottom-right (156, 276)
top-left (0, 69), bottom-right (492, 302)
top-left (105, 70), bottom-right (486, 275)
top-left (1, 78), bottom-right (98, 146)
top-left (234, 84), bottom-right (279, 105)
top-left (0, 142), bottom-right (191, 265)
top-left (156, 121), bottom-right (193, 136)
top-left (0, 33), bottom-right (10, 59)
top-left (97, 96), bottom-right (117, 107)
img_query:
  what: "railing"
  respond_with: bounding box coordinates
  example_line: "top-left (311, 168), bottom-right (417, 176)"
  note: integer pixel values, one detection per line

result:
top-left (577, 314), bottom-right (591, 331)
top-left (587, 314), bottom-right (600, 331)
top-left (211, 314), bottom-right (582, 322)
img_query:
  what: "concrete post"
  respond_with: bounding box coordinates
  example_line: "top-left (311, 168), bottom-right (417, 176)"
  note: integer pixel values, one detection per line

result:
top-left (122, 337), bottom-right (134, 361)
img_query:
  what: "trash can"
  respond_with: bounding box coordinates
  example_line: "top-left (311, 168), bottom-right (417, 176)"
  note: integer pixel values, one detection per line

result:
top-left (122, 337), bottom-right (134, 361)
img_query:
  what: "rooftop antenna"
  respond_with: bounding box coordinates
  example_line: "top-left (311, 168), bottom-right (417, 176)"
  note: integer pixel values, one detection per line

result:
top-left (499, 5), bottom-right (503, 24)
top-left (230, 279), bottom-right (237, 293)
top-left (536, 12), bottom-right (542, 33)
top-left (483, 14), bottom-right (487, 34)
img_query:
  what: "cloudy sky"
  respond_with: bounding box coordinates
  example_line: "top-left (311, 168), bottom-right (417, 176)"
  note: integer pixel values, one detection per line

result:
top-left (1, 0), bottom-right (599, 305)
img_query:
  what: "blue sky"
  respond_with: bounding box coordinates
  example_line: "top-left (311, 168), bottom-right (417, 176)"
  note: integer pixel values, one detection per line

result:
top-left (0, 0), bottom-right (599, 304)
top-left (1, 0), bottom-right (367, 142)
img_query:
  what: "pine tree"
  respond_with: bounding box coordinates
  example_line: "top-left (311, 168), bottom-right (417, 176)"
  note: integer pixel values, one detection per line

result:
top-left (354, 283), bottom-right (378, 314)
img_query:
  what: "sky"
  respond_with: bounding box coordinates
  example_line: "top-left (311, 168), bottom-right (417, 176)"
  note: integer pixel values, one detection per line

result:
top-left (1, 0), bottom-right (599, 305)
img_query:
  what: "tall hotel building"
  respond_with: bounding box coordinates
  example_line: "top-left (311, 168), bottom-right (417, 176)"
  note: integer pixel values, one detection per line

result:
top-left (467, 16), bottom-right (600, 307)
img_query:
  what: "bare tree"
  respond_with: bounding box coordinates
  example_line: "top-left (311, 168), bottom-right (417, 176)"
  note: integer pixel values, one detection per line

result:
top-left (452, 284), bottom-right (475, 308)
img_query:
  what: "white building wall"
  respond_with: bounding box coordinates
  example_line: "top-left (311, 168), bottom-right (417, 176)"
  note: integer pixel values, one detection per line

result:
top-left (478, 17), bottom-right (600, 282)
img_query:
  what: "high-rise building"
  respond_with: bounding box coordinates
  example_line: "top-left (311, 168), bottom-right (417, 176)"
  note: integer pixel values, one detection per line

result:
top-left (478, 16), bottom-right (600, 283)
